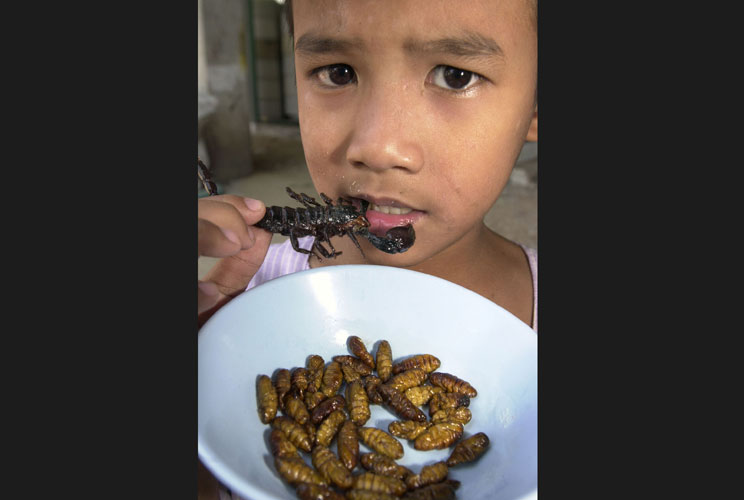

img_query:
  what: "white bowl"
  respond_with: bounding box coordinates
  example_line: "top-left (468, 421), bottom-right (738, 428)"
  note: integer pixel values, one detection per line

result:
top-left (198, 265), bottom-right (537, 500)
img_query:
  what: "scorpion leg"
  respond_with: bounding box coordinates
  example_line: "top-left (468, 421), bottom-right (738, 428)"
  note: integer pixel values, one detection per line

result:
top-left (300, 192), bottom-right (323, 207)
top-left (321, 228), bottom-right (342, 258)
top-left (312, 240), bottom-right (335, 260)
top-left (346, 231), bottom-right (366, 259)
top-left (288, 230), bottom-right (313, 256)
top-left (287, 187), bottom-right (323, 208)
top-left (319, 193), bottom-right (335, 206)
top-left (286, 187), bottom-right (322, 208)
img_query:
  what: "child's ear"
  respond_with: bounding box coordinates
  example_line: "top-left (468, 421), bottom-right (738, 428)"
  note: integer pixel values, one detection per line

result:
top-left (525, 105), bottom-right (538, 142)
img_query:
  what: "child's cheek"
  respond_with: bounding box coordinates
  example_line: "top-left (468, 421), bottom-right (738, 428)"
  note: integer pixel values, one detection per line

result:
top-left (298, 92), bottom-right (338, 179)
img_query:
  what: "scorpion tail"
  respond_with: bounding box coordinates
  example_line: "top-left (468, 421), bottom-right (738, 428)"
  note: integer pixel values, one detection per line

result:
top-left (360, 225), bottom-right (416, 254)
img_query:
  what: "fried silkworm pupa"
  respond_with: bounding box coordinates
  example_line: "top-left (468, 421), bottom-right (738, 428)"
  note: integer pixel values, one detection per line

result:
top-left (428, 392), bottom-right (470, 416)
top-left (428, 372), bottom-right (477, 397)
top-left (306, 355), bottom-right (325, 393)
top-left (405, 461), bottom-right (449, 490)
top-left (363, 375), bottom-right (384, 405)
top-left (320, 361), bottom-right (343, 397)
top-left (385, 368), bottom-right (428, 393)
top-left (375, 340), bottom-right (393, 382)
top-left (311, 394), bottom-right (346, 425)
top-left (360, 452), bottom-right (413, 481)
top-left (388, 420), bottom-right (432, 441)
top-left (268, 428), bottom-right (301, 460)
top-left (404, 385), bottom-right (444, 407)
top-left (311, 445), bottom-right (353, 489)
top-left (272, 416), bottom-right (313, 452)
top-left (332, 355), bottom-right (374, 376)
top-left (376, 384), bottom-right (427, 422)
top-left (295, 482), bottom-right (346, 500)
top-left (357, 427), bottom-right (404, 459)
top-left (443, 479), bottom-right (461, 490)
top-left (257, 375), bottom-right (278, 424)
top-left (446, 432), bottom-right (490, 467)
top-left (345, 490), bottom-right (399, 500)
top-left (430, 407), bottom-right (472, 426)
top-left (291, 367), bottom-right (310, 398)
top-left (392, 354), bottom-right (441, 375)
top-left (284, 394), bottom-right (310, 425)
top-left (274, 369), bottom-right (291, 411)
top-left (413, 422), bottom-right (464, 451)
top-left (347, 335), bottom-right (376, 369)
top-left (315, 409), bottom-right (347, 447)
top-left (337, 419), bottom-right (359, 470)
top-left (352, 472), bottom-right (408, 496)
top-left (341, 363), bottom-right (363, 384)
top-left (346, 379), bottom-right (371, 426)
top-left (401, 481), bottom-right (458, 500)
top-left (305, 390), bottom-right (327, 411)
top-left (274, 456), bottom-right (327, 487)
top-left (304, 422), bottom-right (317, 445)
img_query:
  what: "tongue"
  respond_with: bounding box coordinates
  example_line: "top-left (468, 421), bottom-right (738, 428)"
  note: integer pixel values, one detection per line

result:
top-left (365, 210), bottom-right (416, 237)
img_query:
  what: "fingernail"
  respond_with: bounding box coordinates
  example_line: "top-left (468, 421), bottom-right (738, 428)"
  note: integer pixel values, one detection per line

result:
top-left (221, 227), bottom-right (241, 245)
top-left (244, 197), bottom-right (264, 211)
top-left (198, 281), bottom-right (219, 296)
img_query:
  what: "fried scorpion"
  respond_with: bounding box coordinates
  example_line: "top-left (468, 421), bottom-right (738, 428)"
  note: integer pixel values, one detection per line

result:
top-left (198, 157), bottom-right (415, 258)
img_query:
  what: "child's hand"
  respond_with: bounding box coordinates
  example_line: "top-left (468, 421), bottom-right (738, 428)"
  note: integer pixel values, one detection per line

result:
top-left (198, 195), bottom-right (272, 325)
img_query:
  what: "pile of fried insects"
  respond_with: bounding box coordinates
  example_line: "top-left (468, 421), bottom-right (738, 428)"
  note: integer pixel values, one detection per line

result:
top-left (257, 336), bottom-right (490, 500)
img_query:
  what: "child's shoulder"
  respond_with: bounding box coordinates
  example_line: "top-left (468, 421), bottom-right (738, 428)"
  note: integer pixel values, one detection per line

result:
top-left (519, 244), bottom-right (537, 274)
top-left (479, 233), bottom-right (536, 330)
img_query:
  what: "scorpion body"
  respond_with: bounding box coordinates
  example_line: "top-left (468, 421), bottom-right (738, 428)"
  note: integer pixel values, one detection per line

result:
top-left (198, 158), bottom-right (415, 259)
top-left (257, 188), bottom-right (370, 259)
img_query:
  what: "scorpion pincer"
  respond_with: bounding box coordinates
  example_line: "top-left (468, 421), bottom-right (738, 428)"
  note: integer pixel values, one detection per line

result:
top-left (198, 157), bottom-right (414, 259)
top-left (255, 187), bottom-right (415, 260)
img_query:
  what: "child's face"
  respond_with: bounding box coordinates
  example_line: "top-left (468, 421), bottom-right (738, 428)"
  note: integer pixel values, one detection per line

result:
top-left (293, 0), bottom-right (537, 266)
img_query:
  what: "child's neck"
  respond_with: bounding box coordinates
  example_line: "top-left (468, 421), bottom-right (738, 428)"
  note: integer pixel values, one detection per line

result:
top-left (411, 225), bottom-right (532, 326)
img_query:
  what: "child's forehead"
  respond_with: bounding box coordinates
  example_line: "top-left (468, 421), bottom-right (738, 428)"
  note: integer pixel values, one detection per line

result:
top-left (292, 0), bottom-right (535, 41)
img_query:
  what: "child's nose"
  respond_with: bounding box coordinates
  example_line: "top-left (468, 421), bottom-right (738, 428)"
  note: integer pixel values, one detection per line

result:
top-left (345, 88), bottom-right (425, 174)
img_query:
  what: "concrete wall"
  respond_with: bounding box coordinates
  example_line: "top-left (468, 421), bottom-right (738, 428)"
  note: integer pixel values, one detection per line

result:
top-left (252, 0), bottom-right (283, 121)
top-left (280, 10), bottom-right (298, 121)
top-left (201, 0), bottom-right (255, 180)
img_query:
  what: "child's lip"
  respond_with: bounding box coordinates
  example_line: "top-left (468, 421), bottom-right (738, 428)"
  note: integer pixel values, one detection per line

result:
top-left (349, 194), bottom-right (420, 211)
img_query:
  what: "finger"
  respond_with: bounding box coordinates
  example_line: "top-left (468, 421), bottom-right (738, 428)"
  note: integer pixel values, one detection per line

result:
top-left (202, 226), bottom-right (273, 298)
top-left (198, 198), bottom-right (257, 251)
top-left (198, 218), bottom-right (243, 258)
top-left (197, 229), bottom-right (272, 327)
top-left (197, 280), bottom-right (221, 315)
top-left (198, 195), bottom-right (267, 244)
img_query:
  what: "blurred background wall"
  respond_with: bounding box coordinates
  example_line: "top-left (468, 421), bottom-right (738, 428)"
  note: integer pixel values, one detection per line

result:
top-left (197, 0), bottom-right (537, 278)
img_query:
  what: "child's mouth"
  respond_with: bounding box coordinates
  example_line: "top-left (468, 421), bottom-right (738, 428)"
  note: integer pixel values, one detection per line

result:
top-left (350, 196), bottom-right (425, 237)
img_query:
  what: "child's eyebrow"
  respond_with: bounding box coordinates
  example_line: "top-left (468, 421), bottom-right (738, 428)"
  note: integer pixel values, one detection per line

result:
top-left (294, 31), bottom-right (504, 60)
top-left (294, 34), bottom-right (363, 55)
top-left (403, 32), bottom-right (505, 59)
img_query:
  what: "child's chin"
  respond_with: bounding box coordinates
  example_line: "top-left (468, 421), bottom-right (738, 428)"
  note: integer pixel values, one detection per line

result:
top-left (362, 246), bottom-right (419, 268)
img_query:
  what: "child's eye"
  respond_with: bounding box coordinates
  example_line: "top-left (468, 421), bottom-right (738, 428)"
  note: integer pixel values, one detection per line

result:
top-left (312, 64), bottom-right (357, 87)
top-left (429, 65), bottom-right (482, 92)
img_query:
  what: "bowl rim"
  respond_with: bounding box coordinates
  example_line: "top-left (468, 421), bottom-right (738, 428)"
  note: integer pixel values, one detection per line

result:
top-left (199, 264), bottom-right (535, 336)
